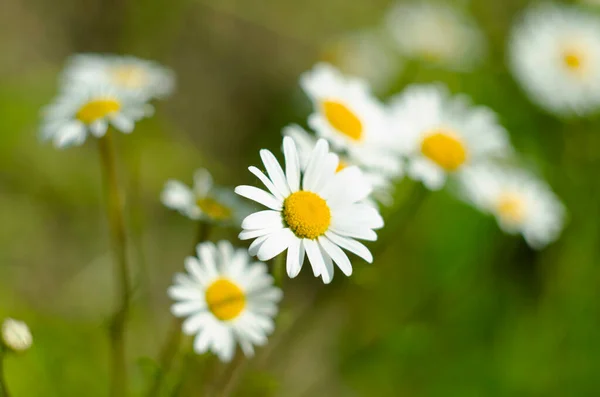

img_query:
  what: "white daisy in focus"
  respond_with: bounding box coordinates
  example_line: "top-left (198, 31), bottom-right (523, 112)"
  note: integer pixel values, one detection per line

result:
top-left (235, 136), bottom-right (384, 284)
top-left (509, 3), bottom-right (600, 117)
top-left (1, 318), bottom-right (32, 353)
top-left (284, 124), bottom-right (397, 206)
top-left (389, 84), bottom-right (512, 190)
top-left (40, 84), bottom-right (152, 148)
top-left (385, 2), bottom-right (486, 71)
top-left (459, 164), bottom-right (566, 249)
top-left (162, 168), bottom-right (252, 226)
top-left (63, 54), bottom-right (175, 100)
top-left (168, 240), bottom-right (282, 362)
top-left (322, 30), bottom-right (403, 93)
top-left (300, 64), bottom-right (399, 174)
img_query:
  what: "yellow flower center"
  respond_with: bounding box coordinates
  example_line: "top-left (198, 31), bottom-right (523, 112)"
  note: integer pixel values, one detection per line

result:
top-left (196, 197), bottom-right (232, 221)
top-left (283, 191), bottom-right (331, 239)
top-left (111, 65), bottom-right (148, 88)
top-left (497, 193), bottom-right (526, 224)
top-left (421, 130), bottom-right (468, 172)
top-left (76, 99), bottom-right (121, 124)
top-left (205, 279), bottom-right (246, 321)
top-left (322, 100), bottom-right (363, 141)
top-left (336, 159), bottom-right (348, 173)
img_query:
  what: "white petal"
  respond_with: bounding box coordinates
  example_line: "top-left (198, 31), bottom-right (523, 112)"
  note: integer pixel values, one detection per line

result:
top-left (257, 229), bottom-right (295, 261)
top-left (55, 121), bottom-right (86, 147)
top-left (319, 246), bottom-right (334, 284)
top-left (241, 210), bottom-right (284, 230)
top-left (286, 238), bottom-right (303, 278)
top-left (324, 166), bottom-right (372, 204)
top-left (248, 235), bottom-right (269, 256)
top-left (239, 227), bottom-right (283, 241)
top-left (248, 166), bottom-right (284, 200)
top-left (89, 120), bottom-right (108, 137)
top-left (330, 223), bottom-right (378, 241)
top-left (197, 243), bottom-right (218, 275)
top-left (318, 236), bottom-right (353, 276)
top-left (170, 300), bottom-right (204, 317)
top-left (182, 312), bottom-right (211, 335)
top-left (110, 113), bottom-right (134, 133)
top-left (184, 256), bottom-right (211, 285)
top-left (167, 285), bottom-right (202, 301)
top-left (283, 136), bottom-right (300, 192)
top-left (325, 231), bottom-right (373, 263)
top-left (303, 239), bottom-right (327, 280)
top-left (260, 149), bottom-right (291, 197)
top-left (161, 180), bottom-right (195, 212)
top-left (193, 169), bottom-right (213, 198)
top-left (235, 186), bottom-right (282, 211)
top-left (193, 328), bottom-right (214, 354)
top-left (303, 139), bottom-right (329, 191)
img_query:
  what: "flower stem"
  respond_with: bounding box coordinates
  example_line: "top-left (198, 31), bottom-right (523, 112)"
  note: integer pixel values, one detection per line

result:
top-left (272, 254), bottom-right (286, 288)
top-left (98, 130), bottom-right (132, 397)
top-left (0, 349), bottom-right (10, 397)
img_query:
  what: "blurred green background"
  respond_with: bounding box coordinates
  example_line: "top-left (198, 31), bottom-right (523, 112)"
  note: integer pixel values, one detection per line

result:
top-left (2, 0), bottom-right (600, 396)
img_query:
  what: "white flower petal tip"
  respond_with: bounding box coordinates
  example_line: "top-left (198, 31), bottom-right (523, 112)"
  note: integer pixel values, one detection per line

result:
top-left (1, 318), bottom-right (32, 353)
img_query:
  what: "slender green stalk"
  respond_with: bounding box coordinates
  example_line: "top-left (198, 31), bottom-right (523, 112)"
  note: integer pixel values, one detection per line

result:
top-left (0, 349), bottom-right (10, 397)
top-left (272, 254), bottom-right (286, 288)
top-left (98, 130), bottom-right (132, 397)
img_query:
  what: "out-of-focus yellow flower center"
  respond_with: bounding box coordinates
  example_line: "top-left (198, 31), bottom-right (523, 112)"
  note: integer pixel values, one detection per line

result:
top-left (421, 130), bottom-right (467, 172)
top-left (497, 193), bottom-right (525, 224)
top-left (322, 100), bottom-right (363, 141)
top-left (336, 159), bottom-right (348, 173)
top-left (111, 65), bottom-right (148, 88)
top-left (205, 279), bottom-right (246, 321)
top-left (562, 46), bottom-right (585, 73)
top-left (196, 197), bottom-right (232, 221)
top-left (76, 99), bottom-right (121, 124)
top-left (283, 191), bottom-right (331, 239)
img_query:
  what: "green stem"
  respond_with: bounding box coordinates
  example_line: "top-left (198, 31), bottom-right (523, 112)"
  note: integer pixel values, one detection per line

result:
top-left (272, 254), bottom-right (286, 288)
top-left (98, 130), bottom-right (132, 397)
top-left (0, 350), bottom-right (10, 397)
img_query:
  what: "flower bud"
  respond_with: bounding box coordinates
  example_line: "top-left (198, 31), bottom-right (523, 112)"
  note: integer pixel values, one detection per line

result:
top-left (1, 318), bottom-right (32, 353)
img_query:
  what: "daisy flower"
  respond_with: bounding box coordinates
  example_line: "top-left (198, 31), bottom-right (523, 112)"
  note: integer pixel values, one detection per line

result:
top-left (235, 136), bottom-right (384, 284)
top-left (168, 240), bottom-right (282, 362)
top-left (385, 2), bottom-right (486, 71)
top-left (458, 164), bottom-right (566, 249)
top-left (161, 168), bottom-right (251, 226)
top-left (389, 84), bottom-right (512, 190)
top-left (62, 54), bottom-right (175, 100)
top-left (40, 83), bottom-right (152, 148)
top-left (509, 3), bottom-right (600, 116)
top-left (283, 124), bottom-right (396, 206)
top-left (299, 63), bottom-right (398, 173)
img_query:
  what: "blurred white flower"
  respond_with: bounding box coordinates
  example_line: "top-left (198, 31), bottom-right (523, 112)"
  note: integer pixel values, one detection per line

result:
top-left (62, 54), bottom-right (175, 100)
top-left (168, 241), bottom-right (282, 362)
top-left (321, 30), bottom-right (403, 93)
top-left (458, 164), bottom-right (566, 249)
top-left (161, 168), bottom-right (251, 226)
top-left (1, 318), bottom-right (32, 353)
top-left (283, 124), bottom-right (397, 206)
top-left (509, 3), bottom-right (600, 117)
top-left (40, 83), bottom-right (153, 148)
top-left (236, 137), bottom-right (383, 284)
top-left (300, 64), bottom-right (398, 174)
top-left (385, 2), bottom-right (486, 71)
top-left (389, 84), bottom-right (512, 190)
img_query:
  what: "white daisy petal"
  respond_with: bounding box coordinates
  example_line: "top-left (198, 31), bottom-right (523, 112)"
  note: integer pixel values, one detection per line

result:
top-left (286, 238), bottom-right (303, 278)
top-left (235, 186), bottom-right (283, 211)
top-left (257, 229), bottom-right (295, 262)
top-left (304, 239), bottom-right (328, 280)
top-left (248, 166), bottom-right (284, 200)
top-left (318, 236), bottom-right (353, 276)
top-left (325, 231), bottom-right (373, 263)
top-left (241, 210), bottom-right (284, 230)
top-left (260, 149), bottom-right (291, 197)
top-left (282, 136), bottom-right (301, 192)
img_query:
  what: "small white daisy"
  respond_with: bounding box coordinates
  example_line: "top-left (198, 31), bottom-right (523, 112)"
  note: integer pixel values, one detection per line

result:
top-left (161, 168), bottom-right (251, 226)
top-left (235, 136), bottom-right (384, 284)
top-left (283, 124), bottom-right (396, 206)
top-left (458, 164), bottom-right (566, 249)
top-left (300, 63), bottom-right (399, 173)
top-left (40, 83), bottom-right (152, 148)
top-left (1, 318), bottom-right (32, 353)
top-left (389, 84), bottom-right (512, 190)
top-left (321, 30), bottom-right (403, 93)
top-left (168, 240), bottom-right (282, 362)
top-left (62, 54), bottom-right (175, 100)
top-left (509, 3), bottom-right (600, 116)
top-left (385, 2), bottom-right (486, 71)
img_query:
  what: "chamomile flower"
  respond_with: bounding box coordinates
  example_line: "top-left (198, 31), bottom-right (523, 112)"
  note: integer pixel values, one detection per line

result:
top-left (389, 84), bottom-right (512, 190)
top-left (40, 84), bottom-right (152, 148)
top-left (459, 164), bottom-right (565, 249)
top-left (235, 137), bottom-right (384, 284)
top-left (385, 2), bottom-right (486, 71)
top-left (62, 54), bottom-right (175, 100)
top-left (168, 240), bottom-right (282, 362)
top-left (161, 168), bottom-right (251, 226)
top-left (300, 64), bottom-right (398, 173)
top-left (509, 3), bottom-right (600, 116)
top-left (284, 124), bottom-right (396, 205)
top-left (1, 318), bottom-right (32, 353)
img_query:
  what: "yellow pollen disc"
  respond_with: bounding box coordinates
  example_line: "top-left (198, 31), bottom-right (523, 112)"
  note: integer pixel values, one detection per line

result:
top-left (283, 191), bottom-right (331, 239)
top-left (111, 65), bottom-right (148, 88)
top-left (196, 197), bottom-right (232, 221)
top-left (205, 279), bottom-right (246, 321)
top-left (322, 100), bottom-right (363, 141)
top-left (76, 99), bottom-right (121, 124)
top-left (421, 130), bottom-right (468, 172)
top-left (497, 193), bottom-right (526, 224)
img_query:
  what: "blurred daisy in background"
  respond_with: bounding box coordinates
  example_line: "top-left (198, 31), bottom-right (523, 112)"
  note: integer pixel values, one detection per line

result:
top-left (509, 3), bottom-right (600, 117)
top-left (300, 64), bottom-right (398, 171)
top-left (40, 84), bottom-right (152, 148)
top-left (1, 318), bottom-right (32, 353)
top-left (62, 54), bottom-right (175, 100)
top-left (389, 84), bottom-right (512, 190)
top-left (162, 168), bottom-right (251, 226)
top-left (458, 164), bottom-right (566, 249)
top-left (236, 137), bottom-right (383, 284)
top-left (320, 30), bottom-right (403, 93)
top-left (385, 1), bottom-right (486, 71)
top-left (283, 124), bottom-right (397, 206)
top-left (168, 241), bottom-right (282, 362)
